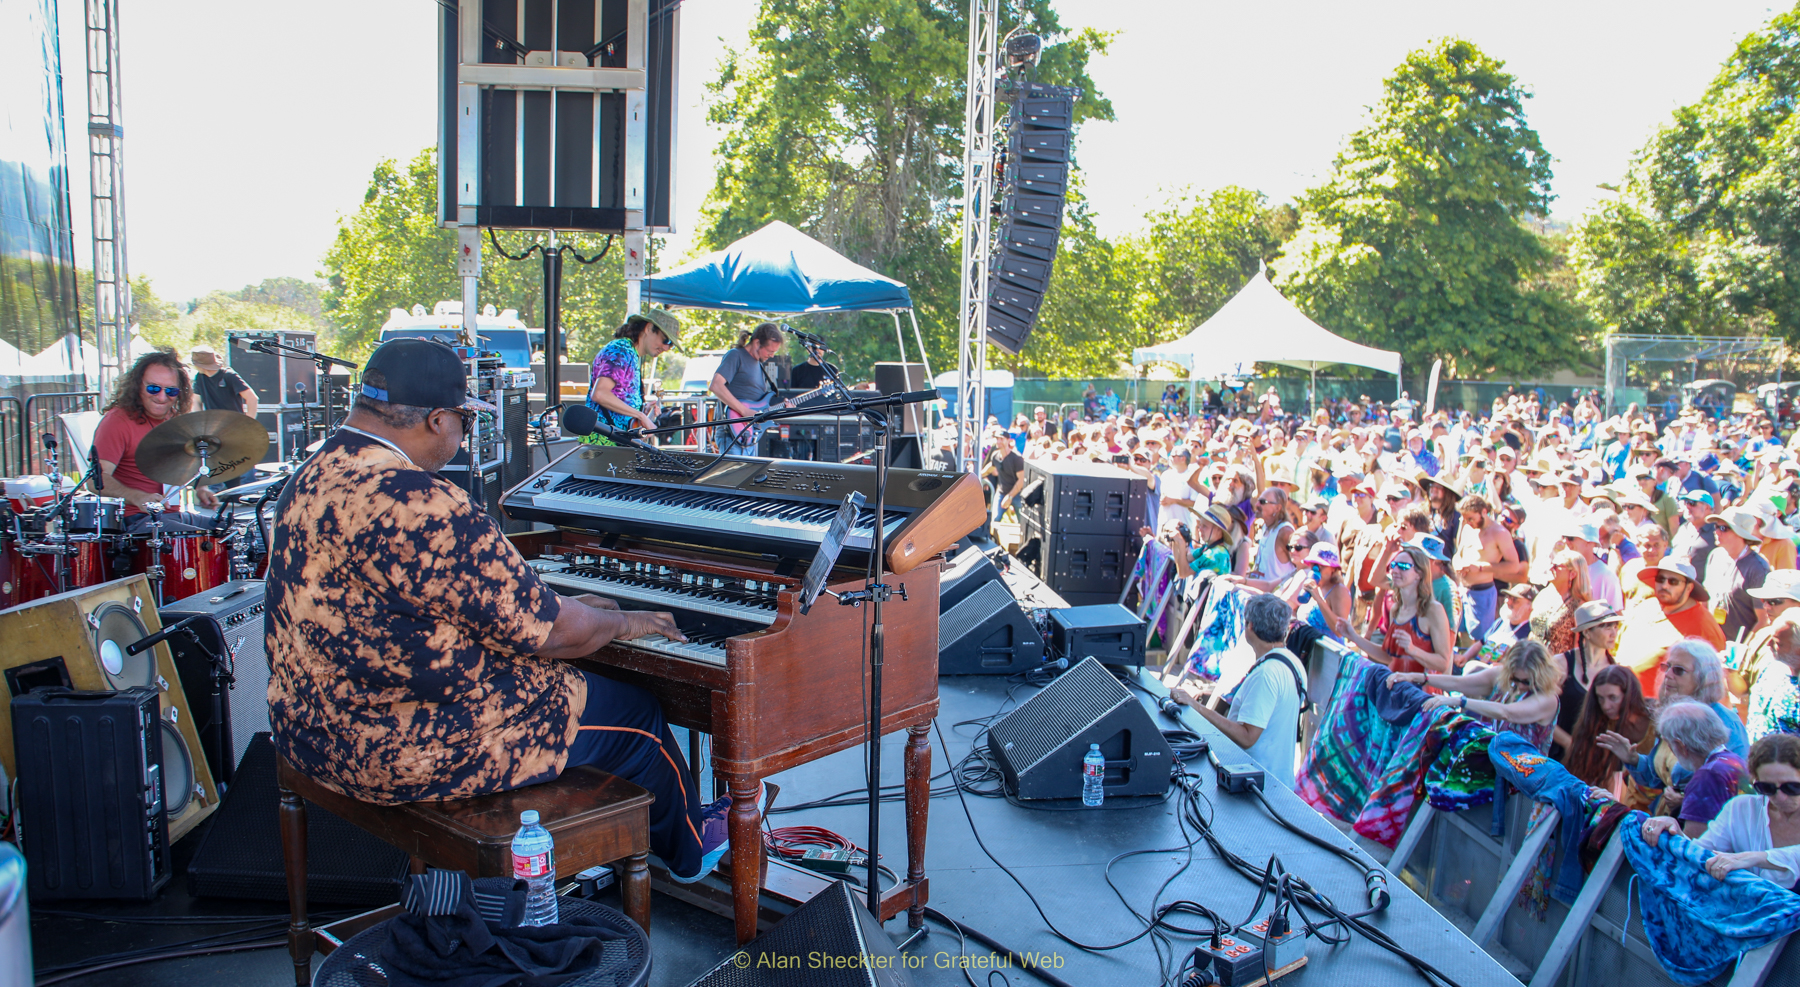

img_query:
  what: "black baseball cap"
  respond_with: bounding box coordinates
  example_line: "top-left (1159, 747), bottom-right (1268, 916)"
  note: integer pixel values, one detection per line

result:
top-left (360, 338), bottom-right (496, 412)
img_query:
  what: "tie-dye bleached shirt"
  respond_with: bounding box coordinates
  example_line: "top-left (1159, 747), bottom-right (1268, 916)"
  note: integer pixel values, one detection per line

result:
top-left (265, 430), bottom-right (586, 804)
top-left (579, 338), bottom-right (643, 446)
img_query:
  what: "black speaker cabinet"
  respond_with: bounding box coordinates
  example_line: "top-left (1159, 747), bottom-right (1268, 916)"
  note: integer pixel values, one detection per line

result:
top-left (228, 330), bottom-right (319, 404)
top-left (872, 362), bottom-right (928, 435)
top-left (12, 687), bottom-right (172, 900)
top-left (161, 580), bottom-right (269, 787)
top-left (685, 879), bottom-right (909, 986)
top-left (1049, 604), bottom-right (1146, 667)
top-left (937, 546), bottom-right (1045, 675)
top-left (988, 657), bottom-right (1173, 800)
top-left (1021, 460), bottom-right (1146, 536)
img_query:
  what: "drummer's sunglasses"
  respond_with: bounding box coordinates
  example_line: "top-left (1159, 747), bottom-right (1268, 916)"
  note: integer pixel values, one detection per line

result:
top-left (143, 383), bottom-right (176, 395)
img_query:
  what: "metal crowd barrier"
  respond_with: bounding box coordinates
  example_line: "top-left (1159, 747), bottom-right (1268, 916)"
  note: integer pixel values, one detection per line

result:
top-left (0, 397), bottom-right (23, 476)
top-left (20, 391), bottom-right (100, 474)
top-left (1390, 794), bottom-right (1794, 986)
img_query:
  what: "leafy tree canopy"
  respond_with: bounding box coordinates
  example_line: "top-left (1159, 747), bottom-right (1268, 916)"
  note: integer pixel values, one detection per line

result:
top-left (696, 0), bottom-right (1111, 378)
top-left (1275, 38), bottom-right (1593, 382)
top-left (318, 148), bottom-right (627, 362)
top-left (1572, 3), bottom-right (1800, 342)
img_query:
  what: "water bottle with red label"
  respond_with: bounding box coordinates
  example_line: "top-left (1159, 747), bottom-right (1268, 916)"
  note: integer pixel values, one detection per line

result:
top-left (511, 809), bottom-right (559, 926)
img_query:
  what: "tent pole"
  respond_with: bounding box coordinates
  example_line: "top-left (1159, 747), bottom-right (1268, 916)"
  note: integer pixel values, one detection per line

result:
top-left (1310, 366), bottom-right (1316, 417)
top-left (907, 308), bottom-right (934, 400)
top-left (892, 312), bottom-right (907, 367)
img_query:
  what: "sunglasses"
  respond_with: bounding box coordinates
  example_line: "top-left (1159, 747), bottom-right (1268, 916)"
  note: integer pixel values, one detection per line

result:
top-left (1653, 574), bottom-right (1687, 587)
top-left (143, 383), bottom-right (177, 396)
top-left (1387, 560), bottom-right (1415, 573)
top-left (1511, 676), bottom-right (1534, 689)
top-left (1754, 781), bottom-right (1800, 797)
top-left (1500, 515), bottom-right (1519, 528)
top-left (1659, 662), bottom-right (1690, 677)
top-left (440, 407), bottom-right (477, 435)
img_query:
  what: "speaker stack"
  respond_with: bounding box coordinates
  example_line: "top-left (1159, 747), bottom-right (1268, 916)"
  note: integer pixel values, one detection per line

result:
top-left (0, 575), bottom-right (221, 843)
top-left (987, 84), bottom-right (1076, 354)
top-left (230, 330), bottom-right (321, 458)
top-left (1016, 460), bottom-right (1145, 605)
top-left (987, 657), bottom-right (1174, 801)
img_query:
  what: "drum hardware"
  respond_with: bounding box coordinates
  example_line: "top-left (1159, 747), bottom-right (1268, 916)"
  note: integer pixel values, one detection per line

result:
top-left (142, 504), bottom-right (170, 606)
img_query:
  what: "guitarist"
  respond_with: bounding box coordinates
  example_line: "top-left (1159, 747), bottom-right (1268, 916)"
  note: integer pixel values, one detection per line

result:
top-left (709, 322), bottom-right (789, 454)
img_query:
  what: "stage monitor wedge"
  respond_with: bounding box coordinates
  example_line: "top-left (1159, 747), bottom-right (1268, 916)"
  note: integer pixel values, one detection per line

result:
top-left (988, 657), bottom-right (1173, 799)
top-left (684, 879), bottom-right (909, 987)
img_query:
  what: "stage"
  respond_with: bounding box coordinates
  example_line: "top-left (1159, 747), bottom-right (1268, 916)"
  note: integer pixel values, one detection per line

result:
top-left (31, 669), bottom-right (1517, 987)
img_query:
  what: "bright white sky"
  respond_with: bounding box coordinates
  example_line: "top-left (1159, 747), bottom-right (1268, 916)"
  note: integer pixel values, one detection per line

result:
top-left (53, 0), bottom-right (1786, 303)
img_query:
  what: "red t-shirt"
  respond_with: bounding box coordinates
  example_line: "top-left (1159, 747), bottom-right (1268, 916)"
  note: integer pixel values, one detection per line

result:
top-left (94, 407), bottom-right (165, 515)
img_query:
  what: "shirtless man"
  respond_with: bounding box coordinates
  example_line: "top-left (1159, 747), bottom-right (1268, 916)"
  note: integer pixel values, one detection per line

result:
top-left (1454, 493), bottom-right (1525, 641)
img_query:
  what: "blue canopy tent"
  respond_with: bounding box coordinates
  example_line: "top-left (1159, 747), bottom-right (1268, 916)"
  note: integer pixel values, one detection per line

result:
top-left (641, 221), bottom-right (932, 381)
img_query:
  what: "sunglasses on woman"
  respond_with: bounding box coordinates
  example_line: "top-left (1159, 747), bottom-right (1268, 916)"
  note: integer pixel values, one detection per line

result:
top-left (1387, 559), bottom-right (1415, 573)
top-left (143, 383), bottom-right (177, 395)
top-left (1753, 781), bottom-right (1800, 797)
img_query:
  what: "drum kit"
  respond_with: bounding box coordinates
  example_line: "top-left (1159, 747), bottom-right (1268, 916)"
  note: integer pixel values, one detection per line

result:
top-left (2, 410), bottom-right (277, 610)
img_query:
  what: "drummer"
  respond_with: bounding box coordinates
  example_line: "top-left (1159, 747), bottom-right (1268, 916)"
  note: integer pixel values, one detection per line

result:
top-left (93, 351), bottom-right (219, 529)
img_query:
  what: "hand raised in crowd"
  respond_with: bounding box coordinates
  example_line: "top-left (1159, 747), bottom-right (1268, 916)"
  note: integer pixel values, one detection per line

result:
top-left (1595, 730), bottom-right (1638, 764)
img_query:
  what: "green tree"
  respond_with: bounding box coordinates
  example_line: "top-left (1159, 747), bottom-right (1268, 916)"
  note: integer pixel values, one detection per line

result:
top-left (698, 0), bottom-right (1111, 378)
top-left (1127, 187), bottom-right (1295, 349)
top-left (319, 148), bottom-right (628, 362)
top-left (1275, 39), bottom-right (1594, 383)
top-left (1572, 4), bottom-right (1800, 341)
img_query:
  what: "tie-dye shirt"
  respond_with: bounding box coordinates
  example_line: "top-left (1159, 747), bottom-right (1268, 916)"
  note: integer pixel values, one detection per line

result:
top-left (265, 430), bottom-right (585, 804)
top-left (582, 338), bottom-right (644, 445)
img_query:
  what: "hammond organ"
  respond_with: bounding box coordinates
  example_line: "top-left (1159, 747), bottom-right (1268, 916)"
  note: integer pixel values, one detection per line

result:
top-left (502, 444), bottom-right (983, 941)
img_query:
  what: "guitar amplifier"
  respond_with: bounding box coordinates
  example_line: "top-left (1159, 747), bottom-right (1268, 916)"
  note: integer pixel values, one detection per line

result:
top-left (160, 580), bottom-right (269, 788)
top-left (12, 687), bottom-right (172, 900)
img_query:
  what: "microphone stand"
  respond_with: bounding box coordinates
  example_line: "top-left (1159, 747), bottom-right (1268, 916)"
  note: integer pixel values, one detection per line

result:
top-left (246, 337), bottom-right (360, 440)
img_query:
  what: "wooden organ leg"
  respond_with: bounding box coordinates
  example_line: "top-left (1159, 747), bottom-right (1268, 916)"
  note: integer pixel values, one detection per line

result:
top-left (727, 775), bottom-right (763, 944)
top-left (904, 723), bottom-right (931, 928)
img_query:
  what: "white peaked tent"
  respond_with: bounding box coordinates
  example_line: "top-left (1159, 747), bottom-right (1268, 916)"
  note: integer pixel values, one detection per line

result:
top-left (1131, 270), bottom-right (1401, 408)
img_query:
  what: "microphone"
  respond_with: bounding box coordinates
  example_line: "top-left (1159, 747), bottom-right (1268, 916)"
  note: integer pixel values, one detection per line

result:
top-left (891, 388), bottom-right (939, 406)
top-left (530, 402), bottom-right (564, 429)
top-left (125, 614), bottom-right (203, 656)
top-left (1158, 695), bottom-right (1185, 718)
top-left (562, 405), bottom-right (656, 452)
top-left (91, 445), bottom-right (103, 490)
top-left (41, 433), bottom-right (57, 450)
top-left (777, 323), bottom-right (826, 346)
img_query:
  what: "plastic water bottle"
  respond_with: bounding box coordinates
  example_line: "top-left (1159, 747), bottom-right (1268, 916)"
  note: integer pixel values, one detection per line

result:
top-left (1082, 744), bottom-right (1106, 807)
top-left (511, 810), bottom-right (559, 926)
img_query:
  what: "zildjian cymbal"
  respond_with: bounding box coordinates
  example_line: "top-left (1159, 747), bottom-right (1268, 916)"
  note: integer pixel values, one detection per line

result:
top-left (137, 410), bottom-right (271, 486)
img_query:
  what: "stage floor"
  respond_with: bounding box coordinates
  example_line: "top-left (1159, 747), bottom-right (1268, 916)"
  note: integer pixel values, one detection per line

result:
top-left (31, 669), bottom-right (1517, 987)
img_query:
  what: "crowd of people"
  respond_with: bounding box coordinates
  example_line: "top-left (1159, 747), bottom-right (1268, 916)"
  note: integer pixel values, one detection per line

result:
top-left (976, 386), bottom-right (1800, 889)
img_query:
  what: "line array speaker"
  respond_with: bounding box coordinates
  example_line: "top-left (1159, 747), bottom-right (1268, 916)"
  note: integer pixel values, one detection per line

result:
top-left (987, 83), bottom-right (1077, 354)
top-left (11, 687), bottom-right (172, 900)
top-left (988, 657), bottom-right (1173, 800)
top-left (0, 575), bottom-right (221, 842)
top-left (160, 579), bottom-right (270, 788)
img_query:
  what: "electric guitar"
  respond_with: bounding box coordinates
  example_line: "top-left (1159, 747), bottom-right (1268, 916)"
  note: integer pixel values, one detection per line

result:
top-left (720, 382), bottom-right (837, 450)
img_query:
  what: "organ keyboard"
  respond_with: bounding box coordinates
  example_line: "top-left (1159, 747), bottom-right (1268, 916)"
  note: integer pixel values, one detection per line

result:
top-left (502, 444), bottom-right (982, 574)
top-left (502, 442), bottom-right (982, 942)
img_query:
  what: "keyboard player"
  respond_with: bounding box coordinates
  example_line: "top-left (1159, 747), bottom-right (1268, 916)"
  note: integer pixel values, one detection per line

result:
top-left (265, 339), bottom-right (746, 883)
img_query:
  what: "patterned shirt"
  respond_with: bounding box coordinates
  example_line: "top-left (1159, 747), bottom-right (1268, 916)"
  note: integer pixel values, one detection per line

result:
top-left (265, 430), bottom-right (584, 804)
top-left (1747, 665), bottom-right (1800, 743)
top-left (582, 338), bottom-right (644, 446)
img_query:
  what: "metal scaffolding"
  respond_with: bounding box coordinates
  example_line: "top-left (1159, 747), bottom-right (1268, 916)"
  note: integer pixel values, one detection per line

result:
top-left (1603, 333), bottom-right (1787, 416)
top-left (954, 0), bottom-right (999, 471)
top-left (84, 0), bottom-right (131, 393)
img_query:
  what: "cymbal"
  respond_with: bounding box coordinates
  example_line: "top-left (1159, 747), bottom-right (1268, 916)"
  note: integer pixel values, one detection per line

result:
top-left (138, 410), bottom-right (271, 486)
